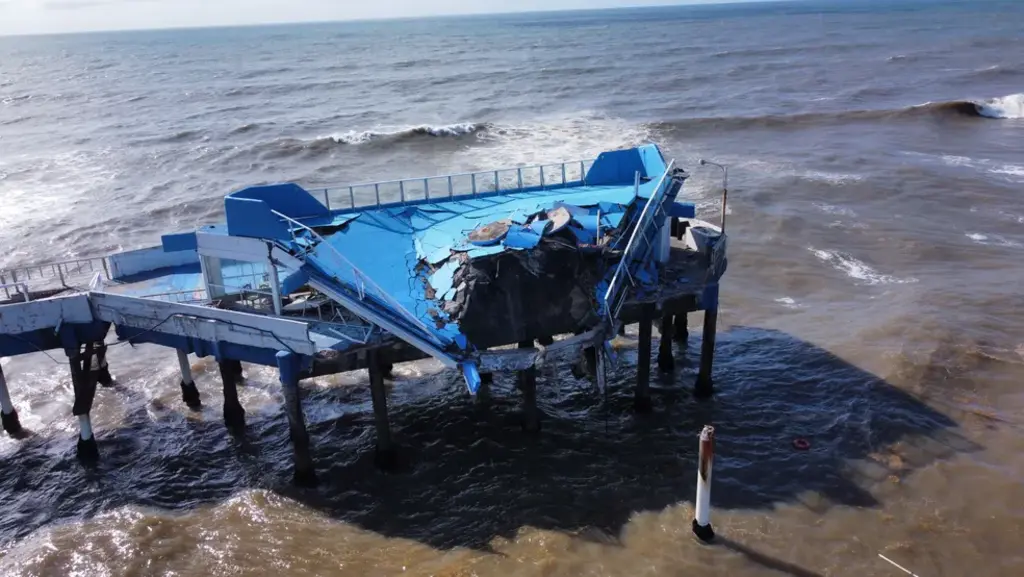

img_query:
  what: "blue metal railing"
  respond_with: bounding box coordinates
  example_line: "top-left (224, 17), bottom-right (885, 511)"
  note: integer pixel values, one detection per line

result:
top-left (602, 159), bottom-right (678, 324)
top-left (309, 159), bottom-right (597, 211)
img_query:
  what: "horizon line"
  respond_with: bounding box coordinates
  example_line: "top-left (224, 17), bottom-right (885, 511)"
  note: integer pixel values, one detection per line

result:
top-left (0, 0), bottom-right (799, 39)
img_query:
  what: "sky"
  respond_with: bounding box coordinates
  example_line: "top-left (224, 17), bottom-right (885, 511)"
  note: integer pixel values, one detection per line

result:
top-left (0, 0), bottom-right (772, 36)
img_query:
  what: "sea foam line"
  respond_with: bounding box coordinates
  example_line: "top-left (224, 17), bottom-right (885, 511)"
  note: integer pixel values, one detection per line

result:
top-left (808, 248), bottom-right (917, 285)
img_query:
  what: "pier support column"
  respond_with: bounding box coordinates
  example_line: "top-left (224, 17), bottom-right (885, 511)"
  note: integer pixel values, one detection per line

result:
top-left (517, 341), bottom-right (541, 433)
top-left (0, 364), bottom-right (22, 435)
top-left (176, 350), bottom-right (201, 410)
top-left (278, 351), bottom-right (317, 487)
top-left (658, 314), bottom-right (675, 373)
top-left (635, 304), bottom-right (654, 413)
top-left (220, 360), bottom-right (246, 432)
top-left (91, 342), bottom-right (113, 387)
top-left (695, 285), bottom-right (719, 399)
top-left (224, 359), bottom-right (244, 384)
top-left (674, 313), bottom-right (690, 344)
top-left (571, 329), bottom-right (597, 379)
top-left (369, 350), bottom-right (397, 469)
top-left (70, 344), bottom-right (99, 462)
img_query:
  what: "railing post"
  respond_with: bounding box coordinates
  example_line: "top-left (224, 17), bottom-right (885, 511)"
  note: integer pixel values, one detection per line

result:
top-left (581, 161), bottom-right (587, 185)
top-left (540, 166), bottom-right (545, 189)
top-left (322, 189), bottom-right (330, 210)
top-left (471, 173), bottom-right (477, 195)
top-left (399, 180), bottom-right (405, 203)
top-left (375, 183), bottom-right (381, 206)
top-left (562, 163), bottom-right (567, 185)
top-left (494, 171), bottom-right (499, 193)
top-left (348, 187), bottom-right (355, 209)
top-left (424, 178), bottom-right (430, 200)
top-left (448, 176), bottom-right (454, 198)
top-left (517, 168), bottom-right (523, 190)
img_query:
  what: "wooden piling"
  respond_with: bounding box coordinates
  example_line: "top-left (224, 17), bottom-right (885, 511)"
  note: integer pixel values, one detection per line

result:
top-left (368, 350), bottom-right (396, 468)
top-left (219, 360), bottom-right (246, 431)
top-left (92, 341), bottom-right (113, 387)
top-left (70, 344), bottom-right (99, 462)
top-left (695, 285), bottom-right (719, 398)
top-left (518, 341), bottom-right (540, 433)
top-left (0, 364), bottom-right (22, 435)
top-left (176, 350), bottom-right (201, 410)
top-left (674, 313), bottom-right (689, 344)
top-left (658, 313), bottom-right (675, 373)
top-left (635, 304), bottom-right (654, 413)
top-left (278, 351), bottom-right (316, 487)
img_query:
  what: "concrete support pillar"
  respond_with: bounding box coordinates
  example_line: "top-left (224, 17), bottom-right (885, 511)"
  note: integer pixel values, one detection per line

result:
top-left (278, 351), bottom-right (317, 487)
top-left (220, 360), bottom-right (246, 432)
top-left (0, 364), bottom-right (22, 435)
top-left (517, 341), bottom-right (540, 433)
top-left (368, 350), bottom-right (396, 468)
top-left (176, 349), bottom-right (201, 410)
top-left (635, 304), bottom-right (654, 413)
top-left (91, 341), bottom-right (113, 387)
top-left (69, 344), bottom-right (99, 462)
top-left (695, 285), bottom-right (719, 399)
top-left (658, 313), bottom-right (675, 373)
top-left (674, 313), bottom-right (690, 344)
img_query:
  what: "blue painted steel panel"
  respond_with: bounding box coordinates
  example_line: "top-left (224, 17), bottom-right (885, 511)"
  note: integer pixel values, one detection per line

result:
top-left (224, 197), bottom-right (293, 240)
top-left (669, 201), bottom-right (697, 218)
top-left (229, 183), bottom-right (329, 220)
top-left (161, 231), bottom-right (198, 252)
top-left (503, 226), bottom-right (542, 250)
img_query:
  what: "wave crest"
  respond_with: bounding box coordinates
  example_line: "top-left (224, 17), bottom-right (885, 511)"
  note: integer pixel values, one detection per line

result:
top-left (652, 93), bottom-right (1024, 134)
top-left (325, 123), bottom-right (487, 145)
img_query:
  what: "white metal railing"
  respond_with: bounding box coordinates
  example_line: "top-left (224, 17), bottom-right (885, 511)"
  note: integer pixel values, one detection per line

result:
top-left (0, 282), bottom-right (31, 302)
top-left (603, 160), bottom-right (678, 324)
top-left (0, 256), bottom-right (110, 291)
top-left (310, 159), bottom-right (597, 211)
top-left (139, 288), bottom-right (211, 305)
top-left (270, 209), bottom-right (446, 348)
top-left (284, 294), bottom-right (376, 345)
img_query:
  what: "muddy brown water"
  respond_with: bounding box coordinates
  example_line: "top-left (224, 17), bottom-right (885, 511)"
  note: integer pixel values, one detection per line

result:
top-left (3, 1), bottom-right (1024, 575)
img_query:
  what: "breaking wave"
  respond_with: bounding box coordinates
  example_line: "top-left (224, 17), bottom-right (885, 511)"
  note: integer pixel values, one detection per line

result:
top-left (808, 248), bottom-right (918, 286)
top-left (652, 93), bottom-right (1024, 133)
top-left (324, 123), bottom-right (488, 145)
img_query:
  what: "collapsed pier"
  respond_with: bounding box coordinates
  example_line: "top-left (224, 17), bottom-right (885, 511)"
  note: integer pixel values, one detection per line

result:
top-left (0, 143), bottom-right (728, 484)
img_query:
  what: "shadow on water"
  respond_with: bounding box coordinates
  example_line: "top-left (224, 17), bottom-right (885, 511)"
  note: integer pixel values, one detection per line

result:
top-left (0, 326), bottom-right (980, 553)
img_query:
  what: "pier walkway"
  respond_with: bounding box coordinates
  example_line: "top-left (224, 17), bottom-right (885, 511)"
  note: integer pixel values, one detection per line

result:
top-left (0, 143), bottom-right (728, 484)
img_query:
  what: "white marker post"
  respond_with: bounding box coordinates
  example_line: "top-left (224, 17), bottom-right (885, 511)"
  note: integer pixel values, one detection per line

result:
top-left (693, 425), bottom-right (716, 542)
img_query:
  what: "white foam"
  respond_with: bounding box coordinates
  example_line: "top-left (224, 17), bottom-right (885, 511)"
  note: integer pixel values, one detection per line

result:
top-left (813, 202), bottom-right (857, 217)
top-left (460, 111), bottom-right (655, 170)
top-left (966, 232), bottom-right (1022, 248)
top-left (991, 165), bottom-right (1024, 178)
top-left (975, 93), bottom-right (1024, 119)
top-left (808, 247), bottom-right (917, 285)
top-left (775, 297), bottom-right (801, 309)
top-left (325, 122), bottom-right (482, 144)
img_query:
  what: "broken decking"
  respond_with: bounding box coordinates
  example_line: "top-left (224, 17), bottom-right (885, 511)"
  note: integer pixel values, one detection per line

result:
top-left (0, 143), bottom-right (728, 484)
